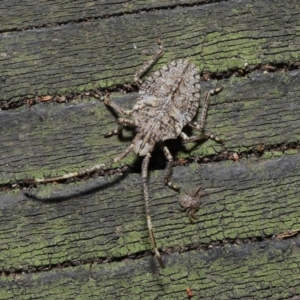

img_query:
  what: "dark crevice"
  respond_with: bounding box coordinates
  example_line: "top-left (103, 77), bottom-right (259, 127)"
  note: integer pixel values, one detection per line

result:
top-left (207, 61), bottom-right (300, 80)
top-left (174, 141), bottom-right (300, 166)
top-left (0, 84), bottom-right (138, 111)
top-left (0, 0), bottom-right (229, 34)
top-left (1, 61), bottom-right (299, 111)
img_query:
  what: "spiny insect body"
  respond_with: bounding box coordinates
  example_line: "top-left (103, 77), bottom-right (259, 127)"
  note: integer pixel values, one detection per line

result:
top-left (23, 48), bottom-right (222, 268)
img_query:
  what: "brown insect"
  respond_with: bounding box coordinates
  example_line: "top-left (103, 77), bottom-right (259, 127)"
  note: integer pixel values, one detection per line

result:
top-left (22, 47), bottom-right (222, 268)
top-left (179, 185), bottom-right (207, 223)
top-left (186, 287), bottom-right (194, 298)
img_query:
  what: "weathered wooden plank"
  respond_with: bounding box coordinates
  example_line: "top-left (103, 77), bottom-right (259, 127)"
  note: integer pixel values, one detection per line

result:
top-left (0, 0), bottom-right (206, 31)
top-left (1, 0), bottom-right (299, 102)
top-left (1, 71), bottom-right (300, 184)
top-left (0, 152), bottom-right (299, 270)
top-left (1, 0), bottom-right (300, 297)
top-left (1, 238), bottom-right (300, 299)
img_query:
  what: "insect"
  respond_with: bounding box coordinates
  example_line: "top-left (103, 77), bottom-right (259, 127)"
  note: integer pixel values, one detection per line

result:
top-left (179, 185), bottom-right (207, 223)
top-left (186, 287), bottom-right (194, 298)
top-left (22, 47), bottom-right (222, 268)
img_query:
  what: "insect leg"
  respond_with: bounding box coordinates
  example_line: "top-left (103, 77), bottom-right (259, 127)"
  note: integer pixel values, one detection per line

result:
top-left (133, 48), bottom-right (164, 85)
top-left (160, 143), bottom-right (180, 192)
top-left (142, 153), bottom-right (165, 268)
top-left (103, 92), bottom-right (135, 137)
top-left (186, 87), bottom-right (223, 143)
top-left (22, 144), bottom-right (134, 184)
top-left (179, 132), bottom-right (191, 141)
top-left (104, 118), bottom-right (136, 138)
top-left (117, 118), bottom-right (135, 127)
top-left (189, 185), bottom-right (206, 223)
top-left (103, 94), bottom-right (133, 116)
top-left (193, 185), bottom-right (208, 198)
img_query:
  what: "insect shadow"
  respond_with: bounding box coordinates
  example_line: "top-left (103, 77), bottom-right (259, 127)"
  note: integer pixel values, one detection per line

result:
top-left (22, 172), bottom-right (128, 203)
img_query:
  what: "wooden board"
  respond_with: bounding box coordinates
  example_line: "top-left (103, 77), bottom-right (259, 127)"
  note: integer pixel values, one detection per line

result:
top-left (0, 0), bottom-right (300, 299)
top-left (1, 239), bottom-right (300, 299)
top-left (1, 0), bottom-right (299, 103)
top-left (1, 70), bottom-right (300, 183)
top-left (1, 0), bottom-right (209, 31)
top-left (1, 152), bottom-right (300, 268)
